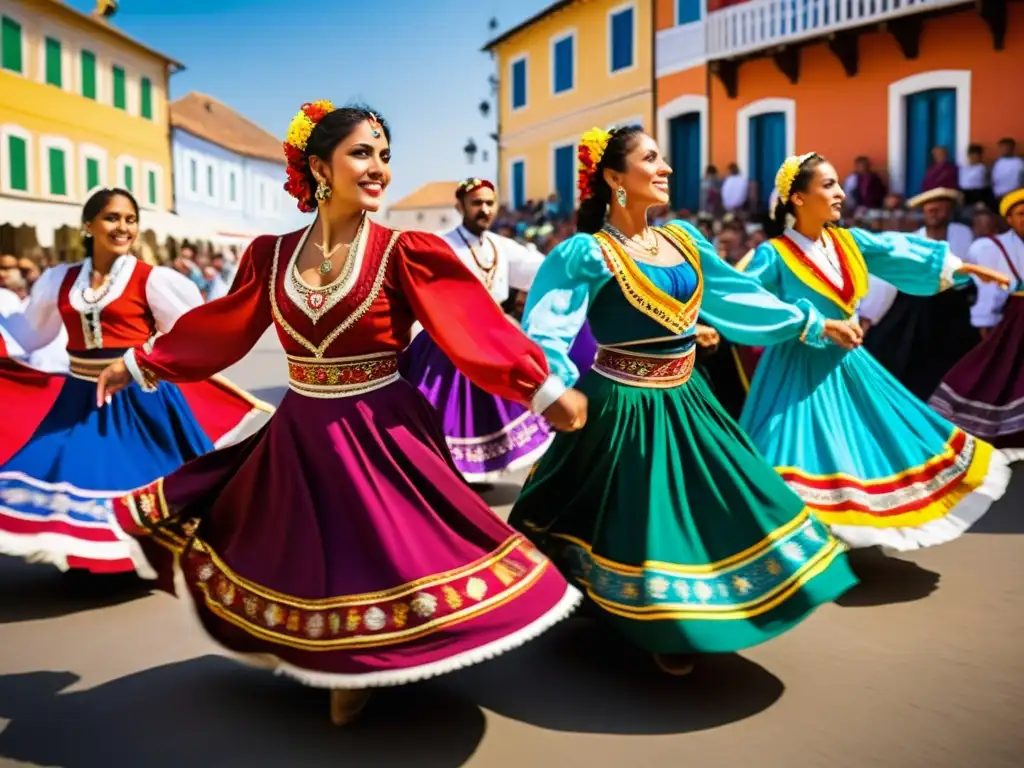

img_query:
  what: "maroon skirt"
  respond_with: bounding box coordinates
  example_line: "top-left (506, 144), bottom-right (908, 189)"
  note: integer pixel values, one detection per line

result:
top-left (929, 296), bottom-right (1024, 447)
top-left (113, 377), bottom-right (579, 689)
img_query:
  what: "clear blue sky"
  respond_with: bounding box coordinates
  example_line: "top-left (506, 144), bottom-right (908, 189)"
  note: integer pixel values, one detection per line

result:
top-left (66, 0), bottom-right (552, 207)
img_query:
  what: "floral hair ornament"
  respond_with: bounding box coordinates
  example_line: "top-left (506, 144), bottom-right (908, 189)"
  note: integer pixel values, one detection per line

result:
top-left (578, 126), bottom-right (615, 201)
top-left (775, 152), bottom-right (820, 204)
top-left (282, 100), bottom-right (335, 213)
top-left (456, 177), bottom-right (495, 199)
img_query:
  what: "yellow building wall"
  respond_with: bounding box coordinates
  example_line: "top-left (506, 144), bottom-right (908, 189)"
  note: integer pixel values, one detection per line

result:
top-left (0, 0), bottom-right (174, 210)
top-left (493, 0), bottom-right (654, 205)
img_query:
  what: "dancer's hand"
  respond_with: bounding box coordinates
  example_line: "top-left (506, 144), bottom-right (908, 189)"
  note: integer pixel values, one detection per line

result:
top-left (956, 263), bottom-right (1011, 290)
top-left (695, 324), bottom-right (720, 351)
top-left (96, 360), bottom-right (132, 407)
top-left (823, 319), bottom-right (862, 350)
top-left (543, 389), bottom-right (588, 432)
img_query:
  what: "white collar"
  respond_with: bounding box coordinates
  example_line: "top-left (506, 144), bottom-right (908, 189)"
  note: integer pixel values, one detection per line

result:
top-left (456, 225), bottom-right (489, 247)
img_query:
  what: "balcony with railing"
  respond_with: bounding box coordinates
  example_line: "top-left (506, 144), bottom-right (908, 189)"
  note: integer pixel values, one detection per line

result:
top-left (705, 0), bottom-right (972, 58)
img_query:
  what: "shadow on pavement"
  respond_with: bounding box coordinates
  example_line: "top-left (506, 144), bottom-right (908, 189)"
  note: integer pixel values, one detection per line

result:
top-left (248, 385), bottom-right (288, 408)
top-left (835, 547), bottom-right (940, 608)
top-left (0, 557), bottom-right (151, 625)
top-left (0, 657), bottom-right (485, 768)
top-left (474, 482), bottom-right (525, 507)
top-left (445, 617), bottom-right (785, 734)
top-left (966, 467), bottom-right (1024, 535)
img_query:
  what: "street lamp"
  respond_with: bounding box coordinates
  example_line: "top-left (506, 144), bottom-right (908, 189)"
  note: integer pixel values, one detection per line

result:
top-left (464, 138), bottom-right (478, 164)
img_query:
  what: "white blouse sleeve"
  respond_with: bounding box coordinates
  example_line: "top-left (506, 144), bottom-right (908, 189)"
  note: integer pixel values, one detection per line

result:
top-left (968, 239), bottom-right (1010, 328)
top-left (505, 239), bottom-right (546, 292)
top-left (0, 265), bottom-right (69, 352)
top-left (859, 274), bottom-right (898, 324)
top-left (146, 266), bottom-right (204, 334)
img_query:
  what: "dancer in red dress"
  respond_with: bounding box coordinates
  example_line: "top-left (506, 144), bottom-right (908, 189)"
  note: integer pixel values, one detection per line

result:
top-left (96, 103), bottom-right (585, 724)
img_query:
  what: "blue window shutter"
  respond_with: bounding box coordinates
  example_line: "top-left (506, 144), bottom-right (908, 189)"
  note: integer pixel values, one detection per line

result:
top-left (676, 0), bottom-right (701, 25)
top-left (932, 88), bottom-right (957, 159)
top-left (749, 112), bottom-right (787, 209)
top-left (512, 59), bottom-right (527, 109)
top-left (554, 145), bottom-right (575, 215)
top-left (905, 92), bottom-right (932, 196)
top-left (512, 161), bottom-right (526, 209)
top-left (554, 36), bottom-right (573, 93)
top-left (611, 9), bottom-right (634, 72)
top-left (669, 113), bottom-right (701, 212)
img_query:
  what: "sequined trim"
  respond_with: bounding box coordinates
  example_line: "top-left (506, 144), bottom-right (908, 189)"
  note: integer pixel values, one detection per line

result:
top-left (779, 430), bottom-right (993, 527)
top-left (550, 511), bottom-right (845, 620)
top-left (269, 231), bottom-right (400, 358)
top-left (592, 346), bottom-right (695, 388)
top-left (286, 352), bottom-right (400, 399)
top-left (283, 219), bottom-right (368, 325)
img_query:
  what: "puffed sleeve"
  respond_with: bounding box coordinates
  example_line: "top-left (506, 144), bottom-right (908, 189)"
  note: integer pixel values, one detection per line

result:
top-left (125, 236), bottom-right (274, 386)
top-left (0, 264), bottom-right (69, 353)
top-left (145, 266), bottom-right (205, 333)
top-left (679, 222), bottom-right (829, 348)
top-left (505, 238), bottom-right (546, 292)
top-left (395, 231), bottom-right (564, 413)
top-left (967, 238), bottom-right (1010, 328)
top-left (851, 228), bottom-right (967, 295)
top-left (522, 233), bottom-right (611, 389)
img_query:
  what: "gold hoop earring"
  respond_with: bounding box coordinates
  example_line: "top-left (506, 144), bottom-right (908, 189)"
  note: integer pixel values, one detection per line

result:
top-left (615, 187), bottom-right (627, 207)
top-left (314, 178), bottom-right (332, 202)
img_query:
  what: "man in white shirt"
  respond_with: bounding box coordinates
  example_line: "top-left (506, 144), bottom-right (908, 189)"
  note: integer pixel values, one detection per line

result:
top-left (992, 138), bottom-right (1024, 202)
top-left (959, 143), bottom-right (994, 210)
top-left (862, 187), bottom-right (978, 400)
top-left (720, 163), bottom-right (749, 213)
top-left (440, 177), bottom-right (544, 311)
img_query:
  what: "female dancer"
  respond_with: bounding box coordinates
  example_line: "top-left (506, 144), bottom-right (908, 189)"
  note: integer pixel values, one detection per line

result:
top-left (509, 126), bottom-right (859, 675)
top-left (929, 188), bottom-right (1024, 453)
top-left (738, 153), bottom-right (1011, 552)
top-left (400, 177), bottom-right (596, 482)
top-left (0, 189), bottom-right (269, 574)
top-left (96, 103), bottom-right (583, 724)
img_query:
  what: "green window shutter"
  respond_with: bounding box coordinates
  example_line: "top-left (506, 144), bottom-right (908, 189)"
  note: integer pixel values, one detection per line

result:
top-left (147, 169), bottom-right (157, 205)
top-left (1, 17), bottom-right (22, 73)
top-left (48, 147), bottom-right (67, 195)
top-left (81, 50), bottom-right (96, 99)
top-left (113, 66), bottom-right (126, 110)
top-left (45, 37), bottom-right (61, 86)
top-left (207, 166), bottom-right (214, 196)
top-left (86, 157), bottom-right (100, 191)
top-left (123, 164), bottom-right (133, 192)
top-left (140, 77), bottom-right (153, 119)
top-left (8, 135), bottom-right (27, 191)
top-left (230, 172), bottom-right (236, 202)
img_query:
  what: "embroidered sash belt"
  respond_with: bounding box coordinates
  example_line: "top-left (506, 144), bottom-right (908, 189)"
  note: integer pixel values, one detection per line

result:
top-left (286, 352), bottom-right (400, 399)
top-left (69, 354), bottom-right (121, 382)
top-left (593, 346), bottom-right (696, 389)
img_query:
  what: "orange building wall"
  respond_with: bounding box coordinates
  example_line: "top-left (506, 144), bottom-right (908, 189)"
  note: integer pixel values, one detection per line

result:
top-left (654, 0), bottom-right (676, 31)
top-left (657, 64), bottom-right (707, 105)
top-left (708, 6), bottom-right (1024, 179)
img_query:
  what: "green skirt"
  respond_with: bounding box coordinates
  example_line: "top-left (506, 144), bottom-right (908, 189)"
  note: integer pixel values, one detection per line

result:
top-left (509, 369), bottom-right (857, 654)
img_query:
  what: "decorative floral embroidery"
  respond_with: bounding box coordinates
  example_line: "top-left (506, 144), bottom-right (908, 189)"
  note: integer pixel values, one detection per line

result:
top-left (287, 355), bottom-right (398, 389)
top-left (553, 514), bottom-right (843, 619)
top-left (594, 348), bottom-right (695, 388)
top-left (167, 534), bottom-right (550, 649)
top-left (446, 412), bottom-right (550, 466)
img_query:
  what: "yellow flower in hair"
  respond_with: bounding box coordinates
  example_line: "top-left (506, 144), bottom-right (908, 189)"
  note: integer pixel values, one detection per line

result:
top-left (578, 126), bottom-right (614, 200)
top-left (775, 152), bottom-right (819, 204)
top-left (285, 100), bottom-right (336, 152)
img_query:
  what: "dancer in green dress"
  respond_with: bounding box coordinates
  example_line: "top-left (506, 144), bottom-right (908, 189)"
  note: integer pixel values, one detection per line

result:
top-left (509, 126), bottom-right (859, 674)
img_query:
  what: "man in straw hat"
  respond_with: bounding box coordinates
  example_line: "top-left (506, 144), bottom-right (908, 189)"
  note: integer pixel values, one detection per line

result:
top-left (861, 187), bottom-right (979, 400)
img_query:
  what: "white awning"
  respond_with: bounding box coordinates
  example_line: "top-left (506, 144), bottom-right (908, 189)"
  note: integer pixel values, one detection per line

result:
top-left (0, 198), bottom-right (219, 246)
top-left (1, 198), bottom-right (79, 247)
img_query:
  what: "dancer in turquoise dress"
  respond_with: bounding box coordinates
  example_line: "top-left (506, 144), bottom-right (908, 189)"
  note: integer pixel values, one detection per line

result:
top-left (509, 127), bottom-right (859, 674)
top-left (739, 152), bottom-right (1012, 552)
